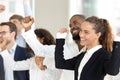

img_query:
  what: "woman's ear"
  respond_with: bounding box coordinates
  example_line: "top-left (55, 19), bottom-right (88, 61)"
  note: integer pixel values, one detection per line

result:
top-left (97, 32), bottom-right (101, 39)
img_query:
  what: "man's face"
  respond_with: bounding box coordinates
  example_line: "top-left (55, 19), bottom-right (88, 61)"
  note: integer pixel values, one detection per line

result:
top-left (0, 25), bottom-right (12, 45)
top-left (69, 16), bottom-right (83, 40)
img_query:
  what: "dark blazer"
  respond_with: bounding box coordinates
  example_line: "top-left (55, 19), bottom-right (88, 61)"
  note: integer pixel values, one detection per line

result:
top-left (13, 45), bottom-right (32, 80)
top-left (55, 39), bottom-right (120, 80)
top-left (0, 55), bottom-right (5, 80)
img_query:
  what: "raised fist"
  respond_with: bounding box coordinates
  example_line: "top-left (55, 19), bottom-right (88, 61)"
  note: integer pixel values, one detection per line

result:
top-left (23, 16), bottom-right (32, 23)
top-left (0, 4), bottom-right (5, 13)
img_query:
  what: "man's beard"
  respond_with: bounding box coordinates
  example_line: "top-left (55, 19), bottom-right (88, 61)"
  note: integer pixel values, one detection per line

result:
top-left (71, 27), bottom-right (81, 40)
top-left (72, 34), bottom-right (80, 40)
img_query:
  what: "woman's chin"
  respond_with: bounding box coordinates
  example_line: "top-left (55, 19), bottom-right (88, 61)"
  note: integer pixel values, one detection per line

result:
top-left (80, 42), bottom-right (86, 46)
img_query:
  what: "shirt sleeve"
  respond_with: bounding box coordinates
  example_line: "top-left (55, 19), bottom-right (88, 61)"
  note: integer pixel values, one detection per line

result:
top-left (0, 50), bottom-right (31, 71)
top-left (114, 35), bottom-right (120, 42)
top-left (23, 0), bottom-right (32, 17)
top-left (56, 32), bottom-right (67, 39)
top-left (22, 29), bottom-right (55, 57)
top-left (23, 0), bottom-right (36, 29)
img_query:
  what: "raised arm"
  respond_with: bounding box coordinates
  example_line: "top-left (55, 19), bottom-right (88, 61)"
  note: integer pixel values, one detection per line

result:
top-left (23, 0), bottom-right (32, 16)
top-left (23, 0), bottom-right (35, 29)
top-left (0, 4), bottom-right (5, 13)
top-left (55, 30), bottom-right (80, 70)
top-left (22, 29), bottom-right (55, 57)
top-left (21, 17), bottom-right (55, 57)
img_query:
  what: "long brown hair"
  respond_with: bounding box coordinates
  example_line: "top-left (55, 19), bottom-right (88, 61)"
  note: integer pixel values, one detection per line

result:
top-left (34, 28), bottom-right (55, 45)
top-left (25, 28), bottom-right (55, 54)
top-left (85, 16), bottom-right (113, 51)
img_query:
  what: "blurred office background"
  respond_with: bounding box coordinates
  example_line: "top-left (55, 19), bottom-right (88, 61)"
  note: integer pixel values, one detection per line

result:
top-left (1, 0), bottom-right (120, 36)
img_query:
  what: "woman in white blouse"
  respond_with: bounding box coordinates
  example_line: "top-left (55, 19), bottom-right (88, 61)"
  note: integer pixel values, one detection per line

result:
top-left (1, 28), bottom-right (62, 80)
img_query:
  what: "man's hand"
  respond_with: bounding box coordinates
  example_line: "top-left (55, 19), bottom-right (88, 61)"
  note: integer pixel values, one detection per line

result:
top-left (58, 28), bottom-right (69, 33)
top-left (22, 16), bottom-right (34, 31)
top-left (117, 32), bottom-right (120, 37)
top-left (35, 56), bottom-right (47, 70)
top-left (0, 4), bottom-right (5, 13)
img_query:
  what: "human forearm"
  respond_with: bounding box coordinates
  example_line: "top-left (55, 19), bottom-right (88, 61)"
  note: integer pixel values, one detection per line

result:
top-left (22, 29), bottom-right (55, 57)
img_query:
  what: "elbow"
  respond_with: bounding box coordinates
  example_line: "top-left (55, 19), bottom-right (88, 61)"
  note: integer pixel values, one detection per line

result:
top-left (108, 73), bottom-right (119, 76)
top-left (108, 70), bottom-right (119, 76)
top-left (55, 65), bottom-right (61, 69)
top-left (55, 62), bottom-right (62, 69)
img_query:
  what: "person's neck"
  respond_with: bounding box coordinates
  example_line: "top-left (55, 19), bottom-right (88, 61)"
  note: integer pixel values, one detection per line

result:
top-left (17, 28), bottom-right (23, 35)
top-left (17, 30), bottom-right (22, 36)
top-left (6, 41), bottom-right (15, 51)
top-left (86, 42), bottom-right (100, 51)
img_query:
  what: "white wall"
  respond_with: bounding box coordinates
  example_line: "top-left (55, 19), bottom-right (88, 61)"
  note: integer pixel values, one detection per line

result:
top-left (35, 0), bottom-right (69, 37)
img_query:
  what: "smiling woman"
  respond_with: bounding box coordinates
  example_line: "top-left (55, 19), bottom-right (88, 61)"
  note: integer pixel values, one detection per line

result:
top-left (55, 16), bottom-right (120, 80)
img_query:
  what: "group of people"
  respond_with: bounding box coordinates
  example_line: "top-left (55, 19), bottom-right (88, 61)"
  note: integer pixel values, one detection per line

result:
top-left (0, 1), bottom-right (120, 80)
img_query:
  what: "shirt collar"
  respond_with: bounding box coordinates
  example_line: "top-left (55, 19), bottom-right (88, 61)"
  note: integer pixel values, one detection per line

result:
top-left (10, 43), bottom-right (17, 57)
top-left (86, 45), bottom-right (102, 55)
top-left (79, 46), bottom-right (87, 54)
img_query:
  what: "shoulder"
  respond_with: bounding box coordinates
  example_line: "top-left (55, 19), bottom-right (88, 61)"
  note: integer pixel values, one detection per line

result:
top-left (95, 48), bottom-right (111, 58)
top-left (15, 45), bottom-right (26, 54)
top-left (113, 41), bottom-right (120, 47)
top-left (16, 45), bottom-right (26, 50)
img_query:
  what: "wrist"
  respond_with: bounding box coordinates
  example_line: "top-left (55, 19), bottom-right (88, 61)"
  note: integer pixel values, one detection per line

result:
top-left (56, 32), bottom-right (67, 39)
